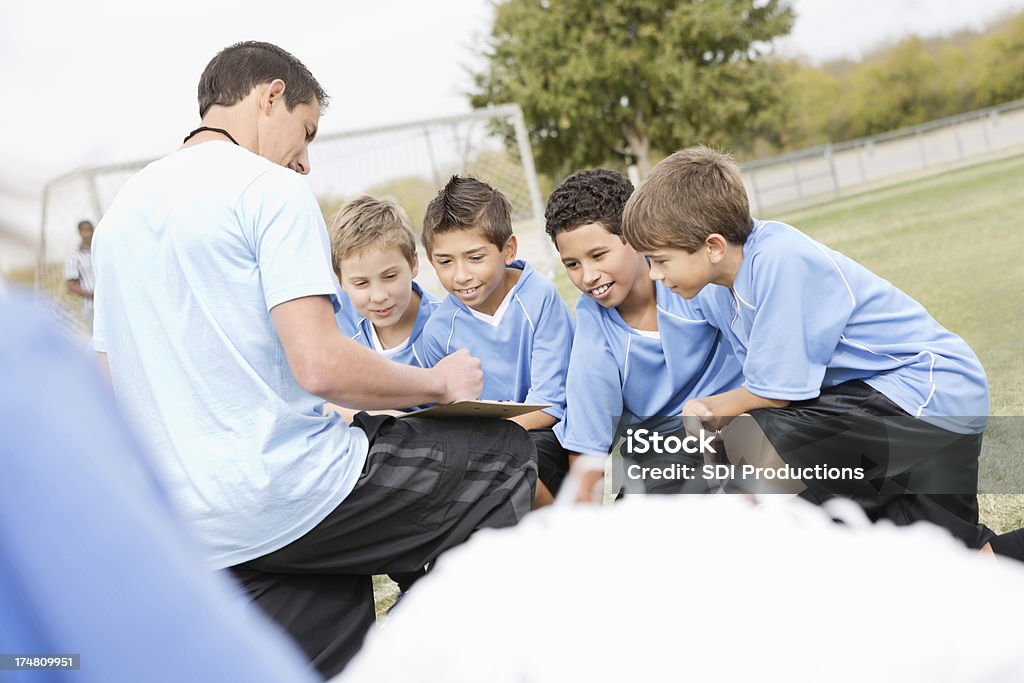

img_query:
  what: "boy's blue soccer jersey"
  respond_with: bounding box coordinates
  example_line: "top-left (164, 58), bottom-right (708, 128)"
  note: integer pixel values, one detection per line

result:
top-left (420, 260), bottom-right (575, 420)
top-left (343, 281), bottom-right (440, 368)
top-left (556, 282), bottom-right (743, 455)
top-left (711, 219), bottom-right (989, 434)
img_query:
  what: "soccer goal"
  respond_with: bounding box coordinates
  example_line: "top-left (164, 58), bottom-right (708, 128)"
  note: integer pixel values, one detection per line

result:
top-left (37, 103), bottom-right (555, 328)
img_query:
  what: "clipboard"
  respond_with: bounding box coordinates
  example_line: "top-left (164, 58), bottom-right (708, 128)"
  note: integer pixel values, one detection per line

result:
top-left (399, 400), bottom-right (550, 419)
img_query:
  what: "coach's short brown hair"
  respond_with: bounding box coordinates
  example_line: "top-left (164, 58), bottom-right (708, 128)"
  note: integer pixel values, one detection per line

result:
top-left (421, 176), bottom-right (513, 254)
top-left (197, 41), bottom-right (329, 118)
top-left (622, 145), bottom-right (753, 253)
top-left (327, 196), bottom-right (416, 276)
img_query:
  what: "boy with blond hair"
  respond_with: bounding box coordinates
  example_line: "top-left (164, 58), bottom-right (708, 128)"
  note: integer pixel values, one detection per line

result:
top-left (621, 144), bottom-right (993, 549)
top-left (328, 195), bottom-right (440, 367)
top-left (545, 169), bottom-right (742, 498)
top-left (420, 176), bottom-right (575, 506)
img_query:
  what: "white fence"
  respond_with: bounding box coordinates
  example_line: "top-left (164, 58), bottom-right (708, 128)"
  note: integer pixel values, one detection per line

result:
top-left (742, 99), bottom-right (1024, 215)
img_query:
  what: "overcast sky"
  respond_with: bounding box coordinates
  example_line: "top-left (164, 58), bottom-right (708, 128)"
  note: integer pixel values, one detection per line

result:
top-left (3, 0), bottom-right (1023, 266)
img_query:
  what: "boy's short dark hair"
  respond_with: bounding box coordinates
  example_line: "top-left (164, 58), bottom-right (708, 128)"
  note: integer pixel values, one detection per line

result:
top-left (544, 169), bottom-right (634, 243)
top-left (197, 41), bottom-right (329, 118)
top-left (622, 145), bottom-right (753, 253)
top-left (421, 176), bottom-right (513, 254)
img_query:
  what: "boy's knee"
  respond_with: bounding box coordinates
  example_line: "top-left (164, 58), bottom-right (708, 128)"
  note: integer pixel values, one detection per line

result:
top-left (495, 419), bottom-right (539, 468)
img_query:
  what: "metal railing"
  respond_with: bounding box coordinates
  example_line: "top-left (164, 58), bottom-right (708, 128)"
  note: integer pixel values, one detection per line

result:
top-left (742, 98), bottom-right (1024, 214)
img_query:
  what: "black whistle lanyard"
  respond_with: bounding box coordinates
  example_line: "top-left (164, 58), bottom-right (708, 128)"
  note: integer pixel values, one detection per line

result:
top-left (182, 126), bottom-right (240, 145)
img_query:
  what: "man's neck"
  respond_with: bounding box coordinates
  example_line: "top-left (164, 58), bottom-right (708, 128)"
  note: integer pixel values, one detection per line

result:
top-left (184, 104), bottom-right (257, 154)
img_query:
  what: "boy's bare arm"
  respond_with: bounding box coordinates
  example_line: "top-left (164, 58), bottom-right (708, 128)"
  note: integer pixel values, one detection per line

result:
top-left (509, 410), bottom-right (557, 431)
top-left (272, 295), bottom-right (481, 409)
top-left (683, 387), bottom-right (790, 431)
top-left (568, 453), bottom-right (606, 504)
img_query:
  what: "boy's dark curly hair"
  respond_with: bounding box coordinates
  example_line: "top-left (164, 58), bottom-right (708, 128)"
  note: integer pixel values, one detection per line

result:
top-left (544, 169), bottom-right (634, 243)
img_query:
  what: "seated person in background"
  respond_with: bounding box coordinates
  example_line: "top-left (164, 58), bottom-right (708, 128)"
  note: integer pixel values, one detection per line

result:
top-left (65, 219), bottom-right (96, 332)
top-left (420, 176), bottom-right (575, 507)
top-left (544, 169), bottom-right (742, 500)
top-left (328, 195), bottom-right (440, 368)
top-left (621, 144), bottom-right (994, 549)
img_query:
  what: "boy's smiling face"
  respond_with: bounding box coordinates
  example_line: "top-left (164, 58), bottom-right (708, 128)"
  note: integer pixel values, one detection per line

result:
top-left (339, 245), bottom-right (417, 329)
top-left (429, 226), bottom-right (518, 315)
top-left (555, 222), bottom-right (647, 309)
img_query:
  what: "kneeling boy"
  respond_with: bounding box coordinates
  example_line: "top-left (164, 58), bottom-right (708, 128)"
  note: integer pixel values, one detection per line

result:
top-left (328, 195), bottom-right (440, 367)
top-left (622, 145), bottom-right (992, 548)
top-left (545, 169), bottom-right (742, 498)
top-left (420, 176), bottom-right (575, 506)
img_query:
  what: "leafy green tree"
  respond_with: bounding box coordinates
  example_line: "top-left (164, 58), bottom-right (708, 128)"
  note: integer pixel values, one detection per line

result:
top-left (843, 37), bottom-right (947, 138)
top-left (773, 60), bottom-right (845, 149)
top-left (471, 0), bottom-right (794, 176)
top-left (975, 12), bottom-right (1024, 107)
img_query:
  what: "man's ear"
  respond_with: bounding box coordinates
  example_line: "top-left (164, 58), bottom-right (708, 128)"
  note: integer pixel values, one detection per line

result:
top-left (502, 234), bottom-right (519, 264)
top-left (259, 79), bottom-right (287, 115)
top-left (705, 234), bottom-right (728, 263)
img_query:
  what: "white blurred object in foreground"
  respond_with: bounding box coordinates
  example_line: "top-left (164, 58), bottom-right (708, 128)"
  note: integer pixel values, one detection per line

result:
top-left (339, 495), bottom-right (1024, 682)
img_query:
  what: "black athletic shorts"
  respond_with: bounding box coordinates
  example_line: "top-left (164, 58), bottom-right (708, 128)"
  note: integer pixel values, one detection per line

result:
top-left (748, 381), bottom-right (992, 548)
top-left (530, 428), bottom-right (570, 495)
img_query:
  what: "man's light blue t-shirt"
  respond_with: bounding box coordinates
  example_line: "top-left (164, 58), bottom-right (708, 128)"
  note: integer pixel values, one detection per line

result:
top-left (93, 142), bottom-right (369, 569)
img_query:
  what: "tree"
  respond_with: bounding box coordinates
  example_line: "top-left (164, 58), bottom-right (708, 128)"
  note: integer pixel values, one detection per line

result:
top-left (843, 37), bottom-right (947, 138)
top-left (471, 0), bottom-right (794, 177)
top-left (974, 12), bottom-right (1024, 107)
top-left (772, 59), bottom-right (845, 150)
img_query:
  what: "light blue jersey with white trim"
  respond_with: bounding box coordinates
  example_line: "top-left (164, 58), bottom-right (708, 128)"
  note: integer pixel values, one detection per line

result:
top-left (710, 220), bottom-right (989, 434)
top-left (341, 281), bottom-right (440, 368)
top-left (421, 260), bottom-right (575, 420)
top-left (557, 282), bottom-right (743, 455)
